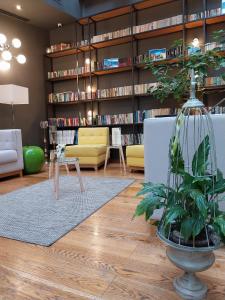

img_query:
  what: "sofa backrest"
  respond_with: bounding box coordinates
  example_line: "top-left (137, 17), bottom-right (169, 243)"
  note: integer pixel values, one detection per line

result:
top-left (78, 127), bottom-right (109, 145)
top-left (0, 129), bottom-right (21, 151)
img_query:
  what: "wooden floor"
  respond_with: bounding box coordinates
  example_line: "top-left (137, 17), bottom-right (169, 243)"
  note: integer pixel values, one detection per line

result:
top-left (0, 164), bottom-right (224, 300)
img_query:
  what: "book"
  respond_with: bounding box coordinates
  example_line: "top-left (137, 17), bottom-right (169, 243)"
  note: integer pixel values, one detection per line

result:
top-left (148, 48), bottom-right (167, 61)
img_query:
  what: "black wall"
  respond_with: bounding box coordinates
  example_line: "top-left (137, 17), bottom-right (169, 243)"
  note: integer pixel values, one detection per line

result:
top-left (0, 14), bottom-right (49, 146)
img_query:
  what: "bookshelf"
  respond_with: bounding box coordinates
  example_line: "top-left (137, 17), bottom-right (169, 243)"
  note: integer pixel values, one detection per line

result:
top-left (46, 0), bottom-right (225, 155)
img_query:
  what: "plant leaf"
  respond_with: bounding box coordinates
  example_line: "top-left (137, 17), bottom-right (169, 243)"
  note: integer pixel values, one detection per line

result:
top-left (192, 135), bottom-right (210, 176)
top-left (181, 218), bottom-right (195, 241)
top-left (165, 206), bottom-right (186, 225)
top-left (192, 216), bottom-right (205, 237)
top-left (190, 189), bottom-right (207, 217)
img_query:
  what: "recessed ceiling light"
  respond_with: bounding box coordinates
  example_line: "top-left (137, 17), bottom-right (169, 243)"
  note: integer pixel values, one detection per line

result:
top-left (57, 23), bottom-right (62, 28)
top-left (16, 4), bottom-right (22, 10)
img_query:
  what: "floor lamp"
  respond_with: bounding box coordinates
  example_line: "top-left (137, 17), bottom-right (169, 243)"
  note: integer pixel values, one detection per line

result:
top-left (0, 84), bottom-right (29, 128)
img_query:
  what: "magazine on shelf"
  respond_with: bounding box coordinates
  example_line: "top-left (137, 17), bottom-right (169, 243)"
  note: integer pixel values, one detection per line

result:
top-left (148, 49), bottom-right (167, 61)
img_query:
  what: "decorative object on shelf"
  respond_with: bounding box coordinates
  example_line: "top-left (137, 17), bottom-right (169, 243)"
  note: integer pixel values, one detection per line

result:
top-left (148, 48), bottom-right (166, 61)
top-left (145, 30), bottom-right (225, 103)
top-left (0, 84), bottom-right (29, 127)
top-left (23, 146), bottom-right (45, 174)
top-left (40, 120), bottom-right (49, 164)
top-left (0, 33), bottom-right (26, 71)
top-left (134, 70), bottom-right (225, 300)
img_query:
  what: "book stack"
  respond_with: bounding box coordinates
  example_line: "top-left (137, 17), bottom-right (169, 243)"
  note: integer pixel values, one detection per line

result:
top-left (209, 106), bottom-right (225, 114)
top-left (206, 8), bottom-right (222, 18)
top-left (205, 77), bottom-right (225, 86)
top-left (167, 45), bottom-right (183, 58)
top-left (48, 62), bottom-right (95, 80)
top-left (205, 42), bottom-right (225, 51)
top-left (49, 118), bottom-right (80, 127)
top-left (56, 130), bottom-right (75, 145)
top-left (96, 85), bottom-right (133, 99)
top-left (91, 27), bottom-right (131, 44)
top-left (46, 42), bottom-right (72, 54)
top-left (48, 91), bottom-right (76, 103)
top-left (48, 91), bottom-right (96, 103)
top-left (134, 83), bottom-right (157, 95)
top-left (133, 15), bottom-right (183, 34)
top-left (187, 12), bottom-right (204, 22)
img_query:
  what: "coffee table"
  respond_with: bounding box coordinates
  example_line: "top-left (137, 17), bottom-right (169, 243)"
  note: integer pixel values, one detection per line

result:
top-left (49, 152), bottom-right (84, 199)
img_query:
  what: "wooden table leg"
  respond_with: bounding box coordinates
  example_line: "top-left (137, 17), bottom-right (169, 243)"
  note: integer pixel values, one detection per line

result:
top-left (54, 161), bottom-right (59, 199)
top-left (74, 160), bottom-right (85, 192)
top-left (104, 147), bottom-right (110, 171)
top-left (119, 146), bottom-right (126, 174)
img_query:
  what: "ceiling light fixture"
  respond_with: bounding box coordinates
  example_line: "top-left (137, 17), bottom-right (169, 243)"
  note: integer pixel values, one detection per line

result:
top-left (16, 4), bottom-right (22, 10)
top-left (57, 23), bottom-right (62, 28)
top-left (0, 33), bottom-right (26, 71)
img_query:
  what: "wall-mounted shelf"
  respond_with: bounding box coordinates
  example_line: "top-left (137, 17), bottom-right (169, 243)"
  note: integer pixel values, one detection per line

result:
top-left (48, 72), bottom-right (92, 82)
top-left (46, 47), bottom-right (80, 58)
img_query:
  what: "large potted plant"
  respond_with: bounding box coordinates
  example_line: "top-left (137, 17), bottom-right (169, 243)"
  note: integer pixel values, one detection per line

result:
top-left (134, 32), bottom-right (225, 300)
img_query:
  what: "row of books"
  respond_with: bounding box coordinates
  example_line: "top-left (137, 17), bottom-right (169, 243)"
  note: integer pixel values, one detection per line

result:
top-left (96, 83), bottom-right (157, 99)
top-left (205, 42), bottom-right (225, 52)
top-left (209, 106), bottom-right (225, 114)
top-left (46, 42), bottom-right (72, 54)
top-left (133, 15), bottom-right (183, 34)
top-left (48, 63), bottom-right (95, 79)
top-left (48, 91), bottom-right (95, 103)
top-left (91, 27), bottom-right (131, 44)
top-left (205, 77), bottom-right (225, 87)
top-left (55, 130), bottom-right (76, 145)
top-left (46, 6), bottom-right (225, 55)
top-left (120, 134), bottom-right (143, 146)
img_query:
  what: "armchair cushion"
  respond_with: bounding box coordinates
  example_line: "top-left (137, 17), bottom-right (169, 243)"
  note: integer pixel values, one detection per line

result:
top-left (78, 127), bottom-right (109, 145)
top-left (0, 150), bottom-right (17, 164)
top-left (65, 145), bottom-right (107, 157)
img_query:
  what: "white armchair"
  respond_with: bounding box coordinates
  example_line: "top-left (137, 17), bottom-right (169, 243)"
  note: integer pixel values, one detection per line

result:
top-left (0, 129), bottom-right (24, 178)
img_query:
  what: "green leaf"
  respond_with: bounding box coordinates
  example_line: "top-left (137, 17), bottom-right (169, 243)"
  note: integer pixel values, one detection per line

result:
top-left (192, 135), bottom-right (210, 176)
top-left (190, 189), bottom-right (207, 217)
top-left (170, 137), bottom-right (185, 174)
top-left (181, 218), bottom-right (195, 241)
top-left (165, 206), bottom-right (186, 225)
top-left (192, 216), bottom-right (205, 237)
top-left (134, 195), bottom-right (161, 219)
top-left (136, 182), bottom-right (168, 198)
top-left (214, 215), bottom-right (225, 236)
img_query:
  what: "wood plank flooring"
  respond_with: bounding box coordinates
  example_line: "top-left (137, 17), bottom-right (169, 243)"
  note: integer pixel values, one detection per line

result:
top-left (0, 163), bottom-right (224, 300)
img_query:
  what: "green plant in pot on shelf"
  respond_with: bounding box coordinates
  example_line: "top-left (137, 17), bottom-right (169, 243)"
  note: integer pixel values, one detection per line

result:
top-left (145, 30), bottom-right (225, 103)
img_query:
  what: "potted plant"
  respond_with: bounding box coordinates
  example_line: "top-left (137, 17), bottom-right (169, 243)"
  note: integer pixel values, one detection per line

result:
top-left (134, 32), bottom-right (225, 300)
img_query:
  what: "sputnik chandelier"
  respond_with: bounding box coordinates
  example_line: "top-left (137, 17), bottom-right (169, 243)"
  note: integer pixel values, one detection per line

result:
top-left (0, 33), bottom-right (26, 71)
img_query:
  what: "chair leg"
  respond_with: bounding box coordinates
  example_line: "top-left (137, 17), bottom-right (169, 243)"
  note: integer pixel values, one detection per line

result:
top-left (65, 164), bottom-right (70, 175)
top-left (104, 147), bottom-right (110, 171)
top-left (19, 170), bottom-right (23, 177)
top-left (74, 160), bottom-right (85, 192)
top-left (119, 146), bottom-right (126, 174)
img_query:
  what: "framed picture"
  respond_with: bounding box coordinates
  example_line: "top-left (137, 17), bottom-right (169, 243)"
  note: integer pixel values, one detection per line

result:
top-left (103, 58), bottom-right (119, 69)
top-left (148, 48), bottom-right (167, 61)
top-left (187, 46), bottom-right (201, 55)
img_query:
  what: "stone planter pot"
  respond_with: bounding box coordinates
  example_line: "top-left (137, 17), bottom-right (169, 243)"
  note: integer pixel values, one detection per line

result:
top-left (157, 231), bottom-right (219, 300)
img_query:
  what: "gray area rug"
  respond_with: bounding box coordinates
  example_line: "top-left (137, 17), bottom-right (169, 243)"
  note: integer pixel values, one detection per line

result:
top-left (0, 176), bottom-right (134, 246)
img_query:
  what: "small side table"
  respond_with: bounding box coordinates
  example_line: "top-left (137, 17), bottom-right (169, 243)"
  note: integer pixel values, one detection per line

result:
top-left (104, 145), bottom-right (126, 173)
top-left (49, 152), bottom-right (84, 199)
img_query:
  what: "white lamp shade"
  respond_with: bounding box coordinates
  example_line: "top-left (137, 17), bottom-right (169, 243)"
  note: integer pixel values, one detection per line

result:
top-left (0, 84), bottom-right (29, 105)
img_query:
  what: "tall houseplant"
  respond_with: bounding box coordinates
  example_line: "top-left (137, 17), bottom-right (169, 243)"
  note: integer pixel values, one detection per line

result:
top-left (134, 33), bottom-right (225, 300)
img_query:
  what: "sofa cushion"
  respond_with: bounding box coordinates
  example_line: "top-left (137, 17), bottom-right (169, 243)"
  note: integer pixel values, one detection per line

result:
top-left (78, 128), bottom-right (109, 145)
top-left (65, 145), bottom-right (107, 157)
top-left (0, 150), bottom-right (17, 164)
top-left (0, 130), bottom-right (16, 150)
top-left (126, 145), bottom-right (144, 158)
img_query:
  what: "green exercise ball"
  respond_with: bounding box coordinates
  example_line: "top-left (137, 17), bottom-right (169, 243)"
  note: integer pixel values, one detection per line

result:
top-left (23, 146), bottom-right (45, 174)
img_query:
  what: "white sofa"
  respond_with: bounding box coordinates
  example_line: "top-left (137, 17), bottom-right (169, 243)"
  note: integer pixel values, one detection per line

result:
top-left (0, 129), bottom-right (24, 178)
top-left (144, 114), bottom-right (225, 215)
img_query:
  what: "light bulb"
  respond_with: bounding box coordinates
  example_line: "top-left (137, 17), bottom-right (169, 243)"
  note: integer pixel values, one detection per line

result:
top-left (16, 4), bottom-right (22, 10)
top-left (85, 58), bottom-right (91, 65)
top-left (2, 50), bottom-right (12, 61)
top-left (192, 38), bottom-right (200, 48)
top-left (86, 85), bottom-right (92, 93)
top-left (16, 54), bottom-right (26, 64)
top-left (12, 38), bottom-right (21, 48)
top-left (0, 33), bottom-right (7, 44)
top-left (0, 60), bottom-right (10, 71)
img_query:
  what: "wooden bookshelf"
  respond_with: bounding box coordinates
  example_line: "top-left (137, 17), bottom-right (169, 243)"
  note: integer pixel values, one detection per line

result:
top-left (94, 66), bottom-right (132, 75)
top-left (46, 47), bottom-right (80, 58)
top-left (46, 0), bottom-right (225, 153)
top-left (48, 72), bottom-right (92, 82)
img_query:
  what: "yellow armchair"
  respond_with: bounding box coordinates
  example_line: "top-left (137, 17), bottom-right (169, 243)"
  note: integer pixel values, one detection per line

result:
top-left (65, 127), bottom-right (109, 170)
top-left (126, 145), bottom-right (144, 171)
